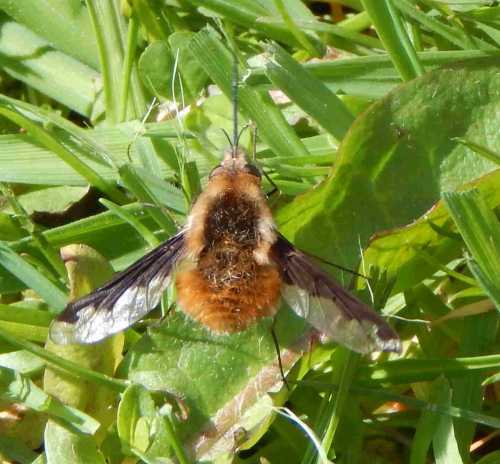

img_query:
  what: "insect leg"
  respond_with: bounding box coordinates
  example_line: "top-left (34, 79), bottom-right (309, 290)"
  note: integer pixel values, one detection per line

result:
top-left (270, 320), bottom-right (290, 391)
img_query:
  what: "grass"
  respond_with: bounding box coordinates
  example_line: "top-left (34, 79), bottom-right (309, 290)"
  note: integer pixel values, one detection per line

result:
top-left (0, 1), bottom-right (499, 463)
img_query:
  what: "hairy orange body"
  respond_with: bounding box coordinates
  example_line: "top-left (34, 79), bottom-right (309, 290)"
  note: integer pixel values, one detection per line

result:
top-left (176, 154), bottom-right (281, 332)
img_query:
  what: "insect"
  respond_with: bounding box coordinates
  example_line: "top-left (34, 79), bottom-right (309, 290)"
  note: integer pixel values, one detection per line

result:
top-left (50, 46), bottom-right (400, 354)
top-left (50, 143), bottom-right (400, 355)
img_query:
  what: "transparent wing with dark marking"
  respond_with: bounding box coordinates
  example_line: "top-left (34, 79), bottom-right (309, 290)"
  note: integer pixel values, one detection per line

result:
top-left (272, 235), bottom-right (401, 354)
top-left (50, 232), bottom-right (185, 344)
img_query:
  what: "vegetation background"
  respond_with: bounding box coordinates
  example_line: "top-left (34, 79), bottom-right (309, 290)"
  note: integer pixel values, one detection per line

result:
top-left (0, 0), bottom-right (498, 463)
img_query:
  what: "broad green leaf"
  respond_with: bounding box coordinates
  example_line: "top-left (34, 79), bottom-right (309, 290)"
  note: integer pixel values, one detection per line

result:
top-left (117, 384), bottom-right (157, 454)
top-left (277, 60), bottom-right (499, 292)
top-left (168, 31), bottom-right (209, 98)
top-left (0, 435), bottom-right (38, 464)
top-left (45, 244), bottom-right (123, 439)
top-left (118, 308), bottom-right (311, 460)
top-left (364, 170), bottom-right (500, 293)
top-left (45, 421), bottom-right (106, 464)
top-left (455, 137), bottom-right (500, 166)
top-left (129, 0), bottom-right (171, 42)
top-left (138, 41), bottom-right (176, 99)
top-left (117, 384), bottom-right (184, 462)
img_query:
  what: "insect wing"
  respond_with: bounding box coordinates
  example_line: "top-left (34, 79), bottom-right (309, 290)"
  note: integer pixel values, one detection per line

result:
top-left (272, 235), bottom-right (401, 354)
top-left (50, 232), bottom-right (185, 344)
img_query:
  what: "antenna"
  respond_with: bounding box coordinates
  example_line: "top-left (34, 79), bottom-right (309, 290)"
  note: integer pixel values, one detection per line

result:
top-left (231, 47), bottom-right (239, 158)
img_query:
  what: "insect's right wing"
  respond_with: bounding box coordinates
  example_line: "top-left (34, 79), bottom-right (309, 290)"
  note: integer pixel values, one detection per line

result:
top-left (50, 232), bottom-right (185, 345)
top-left (272, 235), bottom-right (401, 355)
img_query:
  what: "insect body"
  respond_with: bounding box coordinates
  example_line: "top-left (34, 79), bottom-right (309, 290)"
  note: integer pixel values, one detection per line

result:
top-left (176, 149), bottom-right (280, 333)
top-left (50, 148), bottom-right (400, 355)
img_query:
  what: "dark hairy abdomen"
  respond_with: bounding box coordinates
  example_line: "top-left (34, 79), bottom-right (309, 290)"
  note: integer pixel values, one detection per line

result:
top-left (176, 192), bottom-right (281, 332)
top-left (204, 193), bottom-right (258, 247)
top-left (200, 193), bottom-right (258, 290)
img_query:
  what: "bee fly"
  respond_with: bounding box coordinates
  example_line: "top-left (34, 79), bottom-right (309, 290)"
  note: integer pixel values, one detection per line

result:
top-left (50, 139), bottom-right (400, 354)
top-left (50, 55), bottom-right (400, 356)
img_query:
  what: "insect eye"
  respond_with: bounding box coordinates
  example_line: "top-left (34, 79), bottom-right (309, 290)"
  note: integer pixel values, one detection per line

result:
top-left (244, 164), bottom-right (261, 178)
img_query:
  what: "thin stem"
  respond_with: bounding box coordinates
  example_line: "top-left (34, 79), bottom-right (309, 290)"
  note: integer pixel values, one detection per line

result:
top-left (163, 414), bottom-right (191, 464)
top-left (119, 14), bottom-right (139, 122)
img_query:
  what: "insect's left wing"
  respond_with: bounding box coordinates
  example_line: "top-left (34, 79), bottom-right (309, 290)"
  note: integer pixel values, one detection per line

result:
top-left (272, 235), bottom-right (401, 354)
top-left (50, 232), bottom-right (185, 345)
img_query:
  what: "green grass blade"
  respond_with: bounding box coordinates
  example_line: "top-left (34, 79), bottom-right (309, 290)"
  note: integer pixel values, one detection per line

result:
top-left (0, 0), bottom-right (99, 69)
top-left (0, 183), bottom-right (66, 280)
top-left (301, 349), bottom-right (358, 463)
top-left (0, 326), bottom-right (127, 392)
top-left (100, 198), bottom-right (160, 247)
top-left (360, 354), bottom-right (500, 385)
top-left (454, 137), bottom-right (500, 166)
top-left (394, 0), bottom-right (496, 51)
top-left (265, 43), bottom-right (354, 141)
top-left (442, 190), bottom-right (500, 311)
top-left (188, 26), bottom-right (310, 159)
top-left (86, 0), bottom-right (123, 123)
top-left (0, 243), bottom-right (67, 310)
top-left (410, 378), bottom-right (449, 464)
top-left (476, 452), bottom-right (500, 464)
top-left (0, 15), bottom-right (101, 118)
top-left (0, 120), bottom-right (184, 186)
top-left (272, 0), bottom-right (322, 56)
top-left (0, 304), bottom-right (53, 327)
top-left (86, 0), bottom-right (146, 122)
top-left (305, 378), bottom-right (500, 429)
top-left (118, 165), bottom-right (177, 234)
top-left (432, 379), bottom-right (465, 464)
top-left (268, 18), bottom-right (382, 50)
top-left (0, 366), bottom-right (101, 435)
top-left (361, 0), bottom-right (424, 80)
top-left (0, 321), bottom-right (48, 343)
top-left (320, 352), bottom-right (360, 461)
top-left (0, 95), bottom-right (127, 204)
top-left (119, 14), bottom-right (140, 122)
top-left (187, 0), bottom-right (322, 50)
